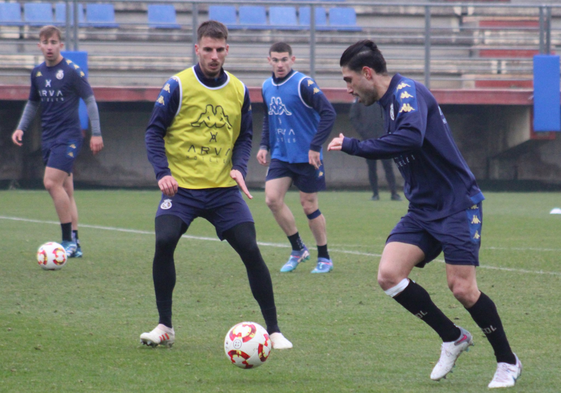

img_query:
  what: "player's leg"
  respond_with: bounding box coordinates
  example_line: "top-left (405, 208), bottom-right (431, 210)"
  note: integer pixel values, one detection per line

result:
top-left (222, 222), bottom-right (291, 348)
top-left (62, 173), bottom-right (82, 257)
top-left (265, 175), bottom-right (309, 272)
top-left (299, 191), bottom-right (332, 273)
top-left (366, 158), bottom-right (379, 200)
top-left (140, 214), bottom-right (188, 347)
top-left (445, 248), bottom-right (520, 386)
top-left (43, 166), bottom-right (76, 256)
top-left (380, 218), bottom-right (471, 381)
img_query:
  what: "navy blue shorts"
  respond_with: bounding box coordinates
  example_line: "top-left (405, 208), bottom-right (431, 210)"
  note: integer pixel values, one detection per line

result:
top-left (387, 202), bottom-right (483, 267)
top-left (265, 158), bottom-right (326, 193)
top-left (42, 138), bottom-right (83, 174)
top-left (155, 186), bottom-right (254, 240)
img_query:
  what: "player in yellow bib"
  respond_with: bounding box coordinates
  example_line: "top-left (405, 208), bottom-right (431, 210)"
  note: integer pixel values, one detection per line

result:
top-left (141, 21), bottom-right (292, 350)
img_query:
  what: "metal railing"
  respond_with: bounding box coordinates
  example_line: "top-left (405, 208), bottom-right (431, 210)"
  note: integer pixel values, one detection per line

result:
top-left (0, 1), bottom-right (559, 88)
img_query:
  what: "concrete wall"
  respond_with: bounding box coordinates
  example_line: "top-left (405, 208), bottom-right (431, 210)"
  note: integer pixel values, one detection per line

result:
top-left (2, 99), bottom-right (561, 190)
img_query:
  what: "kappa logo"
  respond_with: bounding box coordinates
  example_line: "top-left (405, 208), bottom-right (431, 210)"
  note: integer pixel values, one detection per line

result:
top-left (36, 71), bottom-right (42, 77)
top-left (157, 95), bottom-right (165, 105)
top-left (471, 215), bottom-right (481, 224)
top-left (160, 199), bottom-right (172, 210)
top-left (307, 79), bottom-right (314, 86)
top-left (191, 104), bottom-right (233, 129)
top-left (473, 230), bottom-right (481, 240)
top-left (396, 82), bottom-right (410, 91)
top-left (163, 83), bottom-right (171, 93)
top-left (400, 91), bottom-right (413, 100)
top-left (399, 103), bottom-right (415, 113)
top-left (268, 97), bottom-right (292, 116)
top-left (313, 87), bottom-right (320, 94)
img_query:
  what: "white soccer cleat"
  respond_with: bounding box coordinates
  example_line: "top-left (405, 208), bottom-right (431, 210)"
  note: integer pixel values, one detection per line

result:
top-left (270, 332), bottom-right (293, 349)
top-left (430, 327), bottom-right (474, 381)
top-left (488, 354), bottom-right (522, 389)
top-left (140, 325), bottom-right (175, 348)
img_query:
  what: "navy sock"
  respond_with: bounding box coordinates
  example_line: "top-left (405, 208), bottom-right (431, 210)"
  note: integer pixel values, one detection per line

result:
top-left (317, 244), bottom-right (330, 260)
top-left (61, 222), bottom-right (72, 242)
top-left (287, 232), bottom-right (305, 251)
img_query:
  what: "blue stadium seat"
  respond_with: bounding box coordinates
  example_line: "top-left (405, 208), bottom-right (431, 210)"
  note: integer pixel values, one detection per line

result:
top-left (85, 3), bottom-right (118, 28)
top-left (24, 3), bottom-right (54, 27)
top-left (328, 7), bottom-right (361, 31)
top-left (299, 7), bottom-right (327, 30)
top-left (269, 6), bottom-right (298, 30)
top-left (0, 3), bottom-right (23, 26)
top-left (239, 6), bottom-right (267, 29)
top-left (147, 5), bottom-right (180, 29)
top-left (208, 5), bottom-right (237, 28)
top-left (55, 3), bottom-right (85, 26)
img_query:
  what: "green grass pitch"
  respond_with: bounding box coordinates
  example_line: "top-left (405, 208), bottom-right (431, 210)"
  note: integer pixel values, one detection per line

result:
top-left (0, 189), bottom-right (560, 392)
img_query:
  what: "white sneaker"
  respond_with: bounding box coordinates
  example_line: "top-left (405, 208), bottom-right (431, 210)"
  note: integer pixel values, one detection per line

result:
top-left (270, 332), bottom-right (293, 349)
top-left (140, 325), bottom-right (175, 348)
top-left (430, 327), bottom-right (474, 380)
top-left (488, 354), bottom-right (522, 388)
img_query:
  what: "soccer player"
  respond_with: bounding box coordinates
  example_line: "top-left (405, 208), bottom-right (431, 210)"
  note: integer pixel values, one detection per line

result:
top-left (11, 25), bottom-right (104, 258)
top-left (256, 42), bottom-right (336, 274)
top-left (328, 40), bottom-right (521, 388)
top-left (141, 21), bottom-right (292, 350)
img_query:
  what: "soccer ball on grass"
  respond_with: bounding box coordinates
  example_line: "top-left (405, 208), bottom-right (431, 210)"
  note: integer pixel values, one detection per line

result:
top-left (224, 321), bottom-right (271, 369)
top-left (37, 242), bottom-right (67, 270)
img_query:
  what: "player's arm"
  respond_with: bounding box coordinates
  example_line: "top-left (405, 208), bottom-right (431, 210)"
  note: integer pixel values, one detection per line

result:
top-left (12, 100), bottom-right (40, 146)
top-left (300, 79), bottom-right (336, 168)
top-left (256, 90), bottom-right (270, 166)
top-left (83, 95), bottom-right (103, 155)
top-left (145, 78), bottom-right (180, 196)
top-left (231, 86), bottom-right (253, 199)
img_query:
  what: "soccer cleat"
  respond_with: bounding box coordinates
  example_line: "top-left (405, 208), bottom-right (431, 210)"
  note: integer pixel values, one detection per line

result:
top-left (61, 240), bottom-right (77, 258)
top-left (72, 243), bottom-right (83, 258)
top-left (311, 257), bottom-right (333, 273)
top-left (488, 354), bottom-right (522, 388)
top-left (280, 246), bottom-right (310, 272)
top-left (140, 325), bottom-right (175, 348)
top-left (430, 327), bottom-right (474, 381)
top-left (370, 194), bottom-right (380, 201)
top-left (270, 332), bottom-right (293, 349)
top-left (391, 193), bottom-right (402, 201)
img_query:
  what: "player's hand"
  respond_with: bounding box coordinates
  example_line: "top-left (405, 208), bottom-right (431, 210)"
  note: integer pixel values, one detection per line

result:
top-left (256, 149), bottom-right (269, 166)
top-left (309, 150), bottom-right (321, 170)
top-left (231, 169), bottom-right (253, 199)
top-left (327, 133), bottom-right (345, 151)
top-left (158, 175), bottom-right (178, 197)
top-left (11, 129), bottom-right (24, 146)
top-left (90, 136), bottom-right (104, 155)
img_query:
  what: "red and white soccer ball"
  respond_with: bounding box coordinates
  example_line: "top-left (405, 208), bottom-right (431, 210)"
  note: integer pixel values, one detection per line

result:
top-left (37, 242), bottom-right (67, 270)
top-left (224, 322), bottom-right (271, 369)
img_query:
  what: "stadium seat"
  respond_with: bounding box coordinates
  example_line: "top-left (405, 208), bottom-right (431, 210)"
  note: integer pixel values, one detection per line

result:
top-left (269, 7), bottom-right (299, 30)
top-left (85, 3), bottom-right (118, 28)
top-left (208, 5), bottom-right (237, 28)
top-left (55, 3), bottom-right (85, 26)
top-left (299, 7), bottom-right (327, 29)
top-left (239, 6), bottom-right (267, 29)
top-left (24, 3), bottom-right (54, 27)
top-left (147, 5), bottom-right (180, 29)
top-left (328, 7), bottom-right (361, 31)
top-left (0, 3), bottom-right (24, 26)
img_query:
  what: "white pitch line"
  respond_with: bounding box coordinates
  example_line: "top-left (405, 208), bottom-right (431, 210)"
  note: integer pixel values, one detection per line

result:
top-left (2, 215), bottom-right (560, 276)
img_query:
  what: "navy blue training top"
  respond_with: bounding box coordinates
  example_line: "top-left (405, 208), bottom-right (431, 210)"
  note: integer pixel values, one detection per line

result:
top-left (29, 57), bottom-right (93, 142)
top-left (342, 73), bottom-right (484, 220)
top-left (145, 64), bottom-right (253, 180)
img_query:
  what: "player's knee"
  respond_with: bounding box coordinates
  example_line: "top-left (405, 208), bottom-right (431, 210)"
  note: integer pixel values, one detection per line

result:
top-left (449, 280), bottom-right (479, 306)
top-left (265, 195), bottom-right (282, 211)
top-left (377, 269), bottom-right (401, 291)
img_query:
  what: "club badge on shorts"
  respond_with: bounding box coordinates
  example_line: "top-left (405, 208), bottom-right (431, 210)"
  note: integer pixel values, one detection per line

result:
top-left (160, 199), bottom-right (172, 210)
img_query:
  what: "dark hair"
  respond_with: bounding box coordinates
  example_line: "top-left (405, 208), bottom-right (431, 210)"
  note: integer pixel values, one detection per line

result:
top-left (39, 25), bottom-right (62, 41)
top-left (269, 42), bottom-right (292, 56)
top-left (340, 40), bottom-right (387, 74)
top-left (197, 20), bottom-right (228, 42)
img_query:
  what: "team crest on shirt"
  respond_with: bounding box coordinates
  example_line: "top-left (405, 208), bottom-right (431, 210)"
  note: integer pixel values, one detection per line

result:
top-left (56, 70), bottom-right (64, 80)
top-left (389, 103), bottom-right (395, 121)
top-left (160, 199), bottom-right (172, 210)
